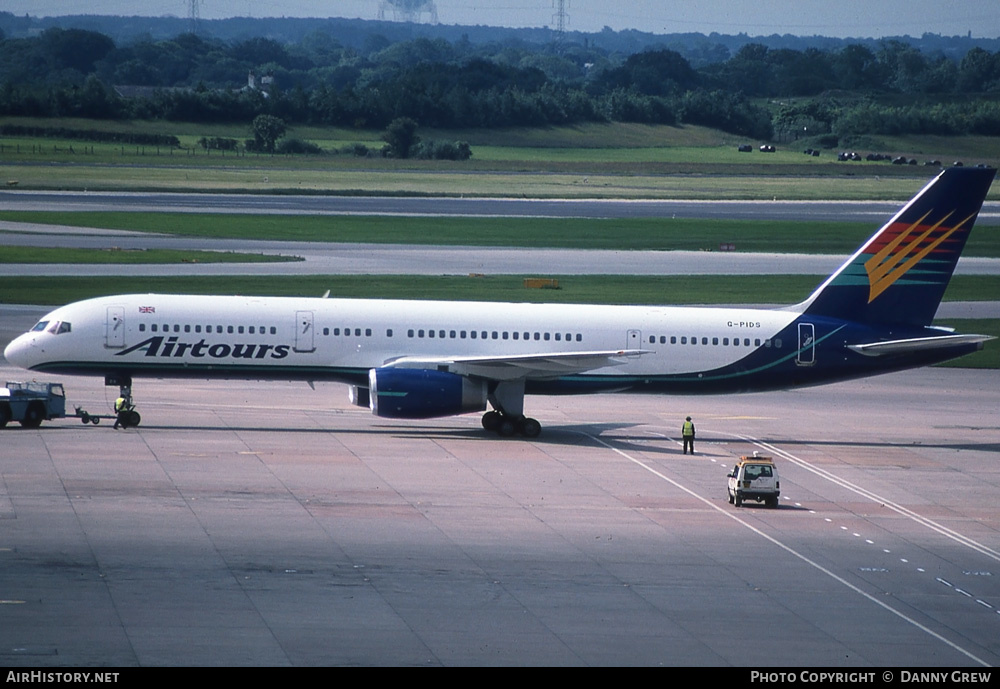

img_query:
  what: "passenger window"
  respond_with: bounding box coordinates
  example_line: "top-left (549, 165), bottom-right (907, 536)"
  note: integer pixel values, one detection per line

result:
top-left (681, 336), bottom-right (687, 344)
top-left (238, 326), bottom-right (244, 334)
top-left (386, 329), bottom-right (393, 337)
top-left (140, 324), bottom-right (146, 332)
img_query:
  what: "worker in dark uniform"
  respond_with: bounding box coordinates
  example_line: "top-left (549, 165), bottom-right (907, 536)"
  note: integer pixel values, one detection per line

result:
top-left (682, 416), bottom-right (695, 454)
top-left (114, 396), bottom-right (128, 429)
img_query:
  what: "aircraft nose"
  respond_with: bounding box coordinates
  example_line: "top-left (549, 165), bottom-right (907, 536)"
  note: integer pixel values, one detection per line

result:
top-left (3, 334), bottom-right (38, 369)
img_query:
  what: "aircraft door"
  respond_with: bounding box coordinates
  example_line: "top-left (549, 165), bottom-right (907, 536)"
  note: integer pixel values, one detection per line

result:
top-left (106, 306), bottom-right (125, 349)
top-left (626, 329), bottom-right (641, 355)
top-left (294, 311), bottom-right (315, 353)
top-left (796, 322), bottom-right (815, 366)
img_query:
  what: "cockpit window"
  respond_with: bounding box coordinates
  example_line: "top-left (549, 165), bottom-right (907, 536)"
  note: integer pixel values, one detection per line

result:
top-left (42, 321), bottom-right (71, 335)
top-left (31, 320), bottom-right (50, 332)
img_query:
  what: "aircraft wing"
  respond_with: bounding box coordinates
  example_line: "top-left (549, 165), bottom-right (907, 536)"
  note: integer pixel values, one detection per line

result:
top-left (382, 349), bottom-right (652, 381)
top-left (847, 334), bottom-right (993, 357)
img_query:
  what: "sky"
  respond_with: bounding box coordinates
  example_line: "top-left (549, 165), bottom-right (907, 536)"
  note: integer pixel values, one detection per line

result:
top-left (4, 0), bottom-right (1000, 39)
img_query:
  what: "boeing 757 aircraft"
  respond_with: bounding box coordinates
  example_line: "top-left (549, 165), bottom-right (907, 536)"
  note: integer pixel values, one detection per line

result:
top-left (4, 167), bottom-right (996, 436)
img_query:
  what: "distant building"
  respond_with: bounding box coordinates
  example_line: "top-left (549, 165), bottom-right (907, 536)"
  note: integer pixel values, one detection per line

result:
top-left (246, 70), bottom-right (273, 95)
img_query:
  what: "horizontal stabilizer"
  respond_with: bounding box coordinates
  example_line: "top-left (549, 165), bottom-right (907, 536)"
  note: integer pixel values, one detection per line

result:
top-left (847, 334), bottom-right (993, 357)
top-left (383, 349), bottom-right (652, 381)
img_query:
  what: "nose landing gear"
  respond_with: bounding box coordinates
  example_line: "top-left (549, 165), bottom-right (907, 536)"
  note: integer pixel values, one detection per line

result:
top-left (108, 375), bottom-right (141, 430)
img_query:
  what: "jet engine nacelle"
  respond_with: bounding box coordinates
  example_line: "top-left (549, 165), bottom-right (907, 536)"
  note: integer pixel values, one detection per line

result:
top-left (368, 367), bottom-right (487, 419)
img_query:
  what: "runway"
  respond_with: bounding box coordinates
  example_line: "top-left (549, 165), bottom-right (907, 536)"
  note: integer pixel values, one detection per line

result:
top-left (1, 362), bottom-right (998, 666)
top-left (2, 190), bottom-right (999, 224)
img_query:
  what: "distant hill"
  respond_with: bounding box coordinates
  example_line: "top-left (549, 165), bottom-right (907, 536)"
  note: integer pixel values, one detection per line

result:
top-left (1, 11), bottom-right (998, 65)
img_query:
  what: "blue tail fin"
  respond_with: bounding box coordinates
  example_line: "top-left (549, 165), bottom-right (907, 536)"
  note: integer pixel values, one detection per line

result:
top-left (800, 167), bottom-right (995, 326)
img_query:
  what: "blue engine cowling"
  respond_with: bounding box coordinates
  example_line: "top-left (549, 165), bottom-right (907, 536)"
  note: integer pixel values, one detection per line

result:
top-left (368, 368), bottom-right (488, 419)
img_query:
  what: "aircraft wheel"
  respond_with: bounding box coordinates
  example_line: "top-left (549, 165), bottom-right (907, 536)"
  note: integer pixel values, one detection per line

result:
top-left (482, 411), bottom-right (501, 431)
top-left (519, 418), bottom-right (541, 438)
top-left (497, 418), bottom-right (517, 437)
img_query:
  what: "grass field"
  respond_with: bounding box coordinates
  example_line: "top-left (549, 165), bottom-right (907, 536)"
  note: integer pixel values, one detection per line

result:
top-left (0, 246), bottom-right (301, 264)
top-left (2, 274), bottom-right (998, 307)
top-left (4, 211), bottom-right (1000, 257)
top-left (4, 118), bottom-right (1000, 199)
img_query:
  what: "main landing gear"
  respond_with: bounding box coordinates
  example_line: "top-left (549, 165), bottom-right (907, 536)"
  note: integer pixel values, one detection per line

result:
top-left (481, 410), bottom-right (541, 438)
top-left (482, 380), bottom-right (540, 438)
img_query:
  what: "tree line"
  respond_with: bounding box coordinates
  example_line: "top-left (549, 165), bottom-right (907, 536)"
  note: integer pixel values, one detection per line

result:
top-left (2, 27), bottom-right (1000, 142)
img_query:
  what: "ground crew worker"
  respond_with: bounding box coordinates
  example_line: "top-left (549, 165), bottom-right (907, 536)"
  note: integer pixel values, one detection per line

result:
top-left (682, 416), bottom-right (695, 454)
top-left (114, 396), bottom-right (128, 429)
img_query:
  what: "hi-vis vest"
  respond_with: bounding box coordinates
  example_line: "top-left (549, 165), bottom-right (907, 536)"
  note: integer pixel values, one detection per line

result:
top-left (682, 421), bottom-right (694, 437)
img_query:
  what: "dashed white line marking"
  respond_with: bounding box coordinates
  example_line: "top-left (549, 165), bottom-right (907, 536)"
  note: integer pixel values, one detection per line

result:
top-left (582, 431), bottom-right (991, 667)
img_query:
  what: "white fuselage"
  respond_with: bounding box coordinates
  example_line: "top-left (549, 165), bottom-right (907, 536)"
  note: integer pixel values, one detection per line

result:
top-left (4, 294), bottom-right (799, 383)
